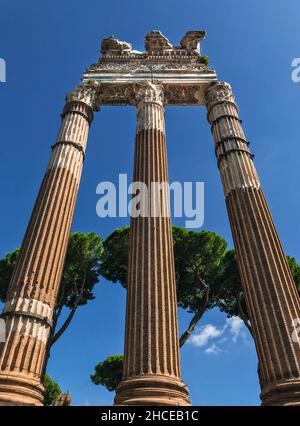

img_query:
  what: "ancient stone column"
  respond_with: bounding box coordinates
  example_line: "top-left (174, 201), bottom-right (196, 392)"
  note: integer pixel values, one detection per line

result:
top-left (115, 82), bottom-right (190, 406)
top-left (0, 82), bottom-right (99, 405)
top-left (206, 82), bottom-right (300, 406)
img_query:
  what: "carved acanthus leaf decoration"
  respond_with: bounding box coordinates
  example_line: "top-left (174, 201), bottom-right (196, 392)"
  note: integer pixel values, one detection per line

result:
top-left (205, 82), bottom-right (234, 108)
top-left (135, 81), bottom-right (164, 106)
top-left (67, 81), bottom-right (100, 111)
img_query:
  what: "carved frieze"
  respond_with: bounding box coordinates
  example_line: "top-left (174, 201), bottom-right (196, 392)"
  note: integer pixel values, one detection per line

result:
top-left (86, 61), bottom-right (211, 73)
top-left (94, 82), bottom-right (205, 106)
top-left (97, 83), bottom-right (135, 105)
top-left (164, 85), bottom-right (203, 105)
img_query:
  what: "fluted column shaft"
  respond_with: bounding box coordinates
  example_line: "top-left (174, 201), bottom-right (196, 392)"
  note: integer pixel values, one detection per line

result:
top-left (0, 83), bottom-right (98, 405)
top-left (206, 82), bottom-right (300, 406)
top-left (115, 82), bottom-right (189, 406)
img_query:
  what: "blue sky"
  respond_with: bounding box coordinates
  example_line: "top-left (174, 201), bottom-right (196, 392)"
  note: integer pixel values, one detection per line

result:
top-left (1, 0), bottom-right (300, 406)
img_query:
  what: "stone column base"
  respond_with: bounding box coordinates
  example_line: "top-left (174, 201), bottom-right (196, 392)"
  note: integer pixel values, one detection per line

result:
top-left (261, 379), bottom-right (300, 406)
top-left (0, 372), bottom-right (44, 406)
top-left (114, 374), bottom-right (190, 406)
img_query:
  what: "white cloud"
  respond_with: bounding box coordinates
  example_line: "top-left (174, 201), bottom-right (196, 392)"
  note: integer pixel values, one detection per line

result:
top-left (188, 316), bottom-right (249, 354)
top-left (205, 344), bottom-right (222, 355)
top-left (226, 317), bottom-right (247, 342)
top-left (189, 324), bottom-right (223, 348)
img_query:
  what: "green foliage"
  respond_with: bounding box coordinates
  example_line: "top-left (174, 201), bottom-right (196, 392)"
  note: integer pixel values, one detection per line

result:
top-left (287, 256), bottom-right (300, 292)
top-left (91, 355), bottom-right (123, 392)
top-left (214, 249), bottom-right (245, 318)
top-left (0, 248), bottom-right (20, 303)
top-left (45, 232), bottom-right (103, 374)
top-left (100, 226), bottom-right (227, 314)
top-left (201, 55), bottom-right (209, 65)
top-left (58, 232), bottom-right (103, 309)
top-left (100, 227), bottom-right (130, 288)
top-left (43, 374), bottom-right (61, 406)
top-left (215, 252), bottom-right (300, 323)
top-left (0, 232), bottom-right (103, 309)
top-left (172, 227), bottom-right (227, 313)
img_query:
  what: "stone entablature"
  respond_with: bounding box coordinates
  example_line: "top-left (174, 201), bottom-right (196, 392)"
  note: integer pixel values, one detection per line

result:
top-left (83, 30), bottom-right (217, 106)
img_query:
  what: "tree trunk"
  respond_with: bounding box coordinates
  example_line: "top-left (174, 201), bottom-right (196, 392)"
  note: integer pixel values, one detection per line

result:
top-left (179, 287), bottom-right (210, 348)
top-left (237, 291), bottom-right (253, 336)
top-left (41, 274), bottom-right (87, 380)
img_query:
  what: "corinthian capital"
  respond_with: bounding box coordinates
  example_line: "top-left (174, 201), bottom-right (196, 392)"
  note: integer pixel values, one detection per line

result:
top-left (66, 80), bottom-right (100, 111)
top-left (135, 81), bottom-right (164, 108)
top-left (205, 82), bottom-right (235, 110)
